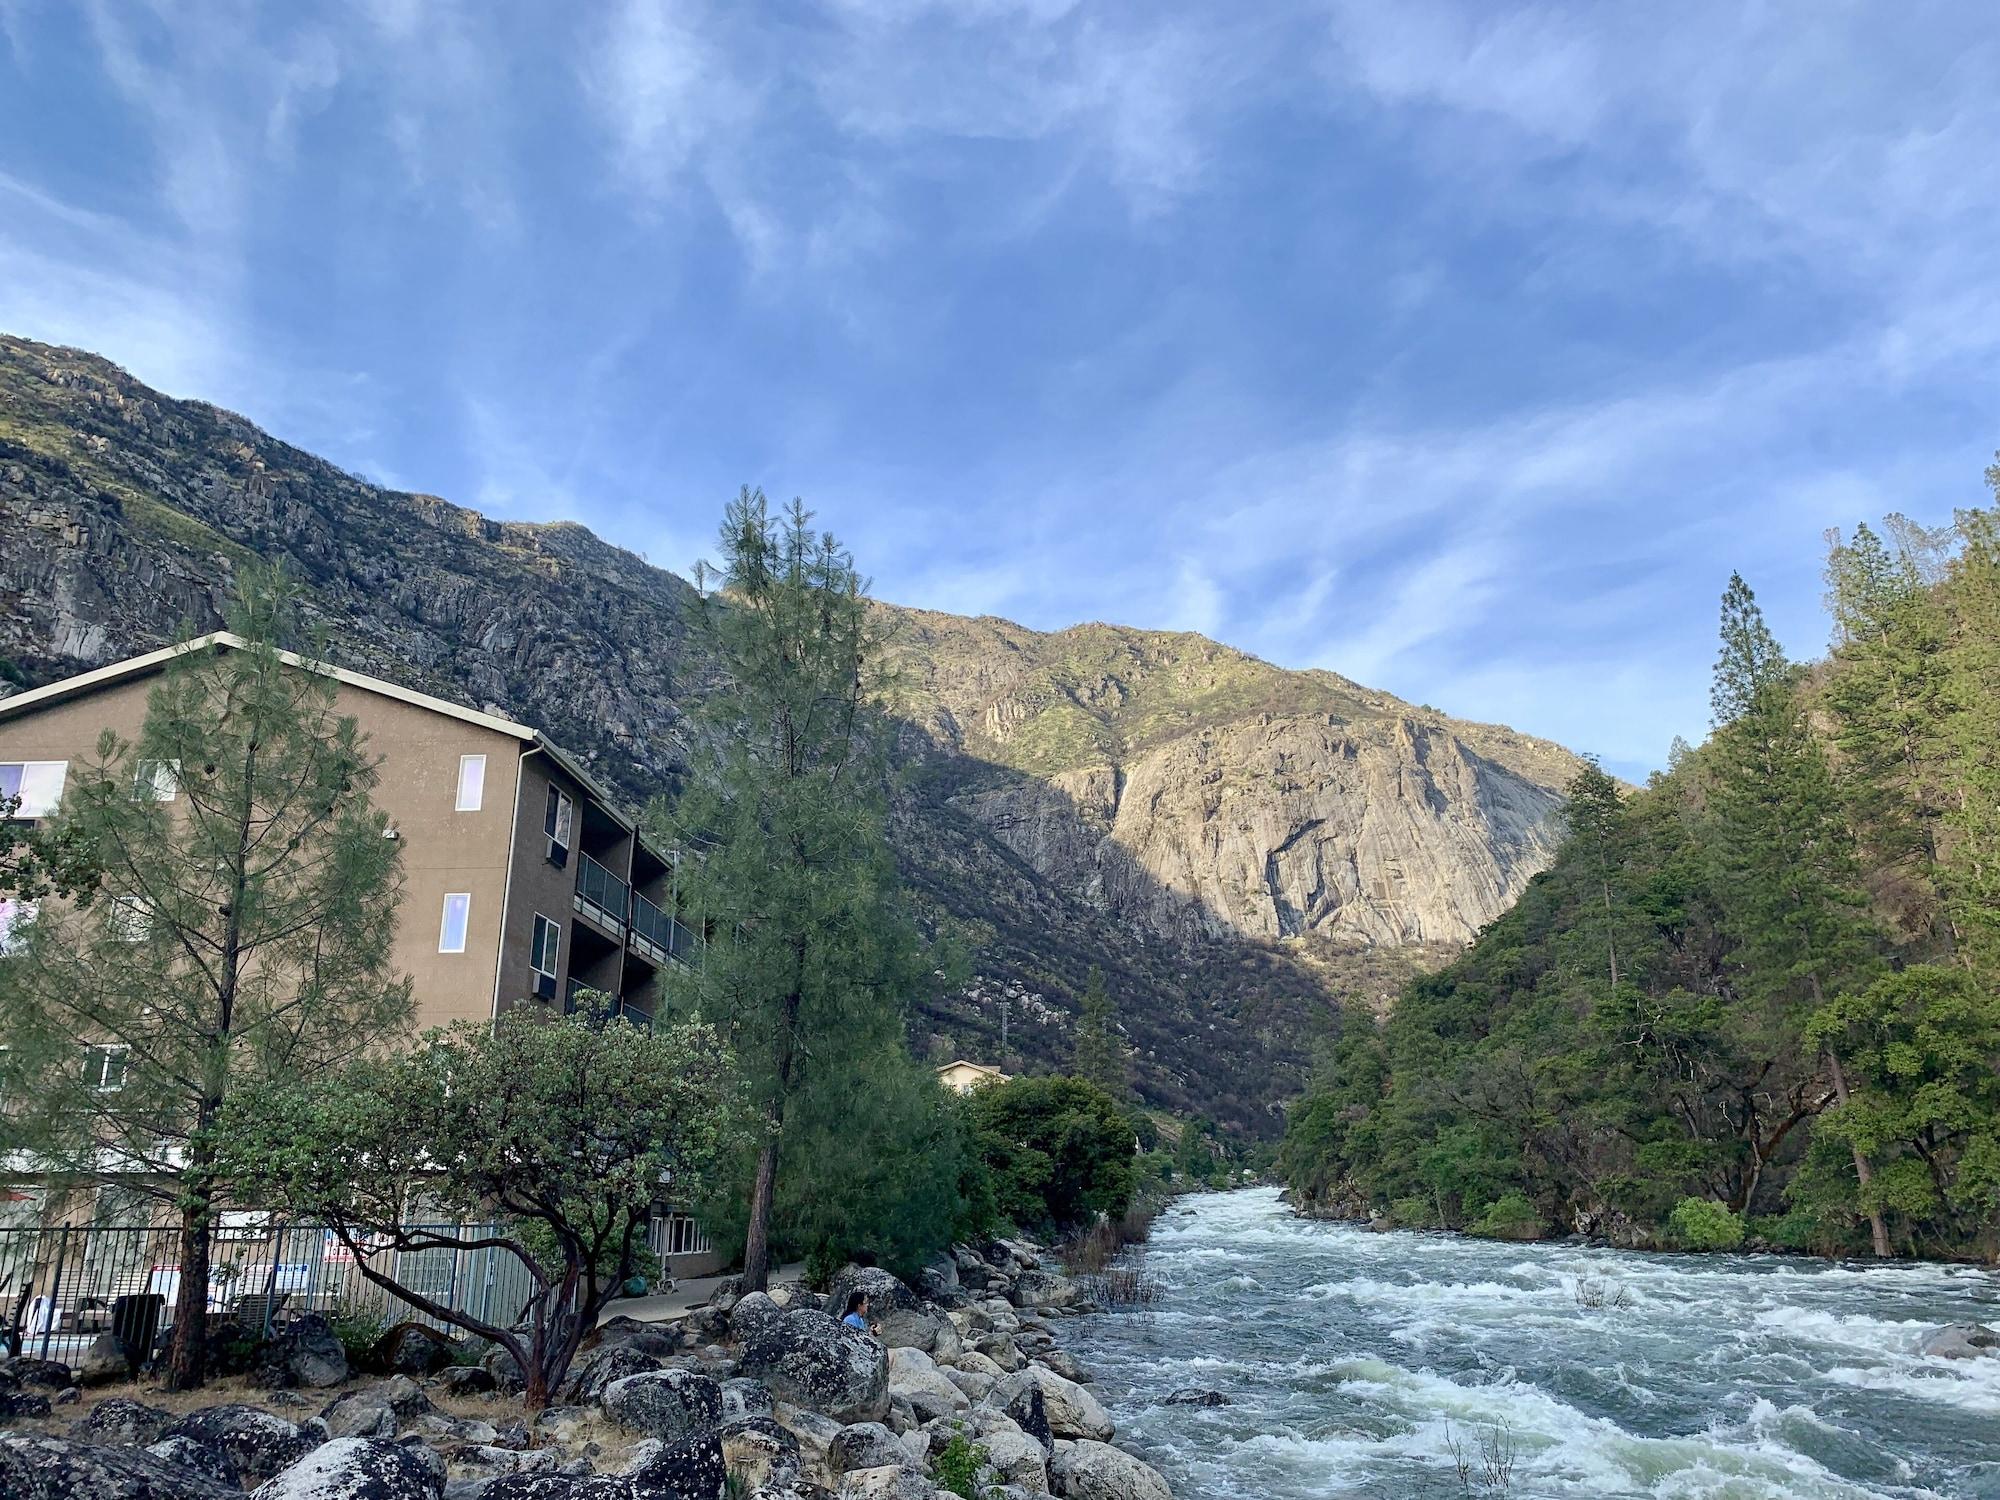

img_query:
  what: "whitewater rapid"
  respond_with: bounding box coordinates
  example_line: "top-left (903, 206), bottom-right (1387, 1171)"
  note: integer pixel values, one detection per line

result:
top-left (1059, 1188), bottom-right (2000, 1499)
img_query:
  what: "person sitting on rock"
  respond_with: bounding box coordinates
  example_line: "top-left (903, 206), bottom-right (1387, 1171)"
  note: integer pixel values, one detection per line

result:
top-left (841, 1289), bottom-right (881, 1336)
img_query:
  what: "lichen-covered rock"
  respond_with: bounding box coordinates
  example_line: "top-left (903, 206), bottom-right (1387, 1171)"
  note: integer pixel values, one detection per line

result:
top-left (436, 1365), bottom-right (497, 1397)
top-left (1159, 1389), bottom-right (1226, 1408)
top-left (1033, 1352), bottom-right (1090, 1385)
top-left (565, 1343), bottom-right (674, 1405)
top-left (721, 1414), bottom-right (802, 1489)
top-left (4, 1355), bottom-right (76, 1390)
top-left (146, 1435), bottom-right (243, 1488)
top-left (0, 1433), bottom-right (243, 1500)
top-left (254, 1313), bottom-right (350, 1390)
top-left (997, 1380), bottom-right (1052, 1453)
top-left (720, 1377), bottom-right (775, 1423)
top-left (320, 1375), bottom-right (437, 1439)
top-left (163, 1403), bottom-right (324, 1485)
top-left (825, 1422), bottom-right (907, 1477)
top-left (1047, 1440), bottom-right (1170, 1500)
top-left (0, 1384), bottom-right (52, 1419)
top-left (621, 1425), bottom-right (725, 1500)
top-left (1007, 1274), bottom-right (1081, 1314)
top-left (995, 1368), bottom-right (1110, 1443)
top-left (835, 1465), bottom-right (936, 1500)
top-left (825, 1270), bottom-right (940, 1353)
top-left (368, 1323), bottom-right (460, 1377)
top-left (73, 1397), bottom-right (175, 1447)
top-left (252, 1436), bottom-right (445, 1499)
top-left (600, 1369), bottom-right (722, 1446)
top-left (981, 1427), bottom-right (1051, 1494)
top-left (739, 1311), bottom-right (888, 1425)
top-left (883, 1349), bottom-right (966, 1425)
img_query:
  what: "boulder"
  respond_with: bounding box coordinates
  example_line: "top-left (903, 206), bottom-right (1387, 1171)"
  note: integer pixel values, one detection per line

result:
top-left (162, 1403), bottom-right (324, 1485)
top-left (147, 1434), bottom-right (244, 1488)
top-left (826, 1422), bottom-right (907, 1476)
top-left (1917, 1323), bottom-right (2000, 1360)
top-left (825, 1269), bottom-right (940, 1353)
top-left (321, 1375), bottom-right (437, 1437)
top-left (72, 1396), bottom-right (174, 1447)
top-left (951, 1350), bottom-right (1004, 1379)
top-left (982, 1427), bottom-right (1051, 1494)
top-left (252, 1313), bottom-right (350, 1390)
top-left (974, 1337), bottom-right (1024, 1373)
top-left (997, 1380), bottom-right (1052, 1452)
top-left (771, 1403), bottom-right (843, 1481)
top-left (594, 1317), bottom-right (682, 1357)
top-left (1160, 1389), bottom-right (1227, 1408)
top-left (739, 1309), bottom-right (889, 1424)
top-left (0, 1385), bottom-right (52, 1419)
top-left (836, 1465), bottom-right (936, 1499)
top-left (721, 1414), bottom-right (803, 1489)
top-left (480, 1478), bottom-right (619, 1500)
top-left (621, 1423), bottom-right (726, 1500)
top-left (482, 1345), bottom-right (528, 1396)
top-left (369, 1322), bottom-right (461, 1377)
top-left (1034, 1352), bottom-right (1091, 1385)
top-left (996, 1368), bottom-right (1111, 1442)
top-left (601, 1369), bottom-right (723, 1446)
top-left (1008, 1273), bottom-right (1080, 1313)
top-left (437, 1365), bottom-right (498, 1396)
top-left (721, 1377), bottom-right (776, 1422)
top-left (730, 1292), bottom-right (787, 1348)
top-left (1047, 1440), bottom-right (1171, 1500)
top-left (943, 1368), bottom-right (995, 1403)
top-left (565, 1343), bottom-right (674, 1405)
top-left (253, 1436), bottom-right (446, 1499)
top-left (76, 1332), bottom-right (133, 1386)
top-left (913, 1259), bottom-right (960, 1304)
top-left (0, 1433), bottom-right (242, 1500)
top-left (5, 1355), bottom-right (76, 1390)
top-left (883, 1349), bottom-right (966, 1424)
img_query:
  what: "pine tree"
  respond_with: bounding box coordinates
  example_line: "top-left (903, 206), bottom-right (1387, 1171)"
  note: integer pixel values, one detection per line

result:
top-left (1561, 757), bottom-right (1628, 995)
top-left (0, 570), bottom-right (412, 1386)
top-left (1706, 572), bottom-right (1890, 1254)
top-left (1070, 965), bottom-right (1128, 1099)
top-left (657, 490), bottom-right (944, 1292)
top-left (1943, 478), bottom-right (2000, 973)
top-left (1822, 520), bottom-right (1957, 949)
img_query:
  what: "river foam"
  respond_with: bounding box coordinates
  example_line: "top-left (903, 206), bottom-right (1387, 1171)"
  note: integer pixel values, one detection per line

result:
top-left (1060, 1188), bottom-right (2000, 1499)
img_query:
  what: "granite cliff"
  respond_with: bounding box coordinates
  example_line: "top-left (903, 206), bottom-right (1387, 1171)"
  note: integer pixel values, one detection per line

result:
top-left (0, 334), bottom-right (1582, 1128)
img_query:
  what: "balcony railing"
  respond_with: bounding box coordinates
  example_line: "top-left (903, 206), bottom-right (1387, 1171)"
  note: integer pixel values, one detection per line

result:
top-left (574, 853), bottom-right (628, 935)
top-left (630, 892), bottom-right (700, 968)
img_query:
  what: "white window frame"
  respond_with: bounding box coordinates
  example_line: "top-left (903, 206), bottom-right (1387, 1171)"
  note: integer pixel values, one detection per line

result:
top-left (130, 759), bottom-right (180, 802)
top-left (439, 892), bottom-right (471, 954)
top-left (0, 761), bottom-right (68, 819)
top-left (81, 1044), bottom-right (129, 1092)
top-left (455, 754), bottom-right (486, 813)
top-left (531, 913), bottom-right (561, 999)
top-left (546, 787), bottom-right (574, 866)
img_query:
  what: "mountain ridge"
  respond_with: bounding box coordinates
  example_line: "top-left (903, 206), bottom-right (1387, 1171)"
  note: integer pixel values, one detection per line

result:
top-left (0, 332), bottom-right (1584, 1128)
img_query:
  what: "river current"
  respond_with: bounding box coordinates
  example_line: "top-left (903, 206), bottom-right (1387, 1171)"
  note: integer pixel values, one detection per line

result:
top-left (1060, 1188), bottom-right (2000, 1499)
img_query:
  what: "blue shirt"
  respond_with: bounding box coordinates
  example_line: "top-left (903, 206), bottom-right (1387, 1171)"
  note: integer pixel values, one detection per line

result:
top-left (842, 1312), bottom-right (868, 1330)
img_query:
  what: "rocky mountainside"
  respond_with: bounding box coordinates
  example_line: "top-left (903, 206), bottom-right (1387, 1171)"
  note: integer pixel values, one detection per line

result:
top-left (0, 334), bottom-right (1582, 1129)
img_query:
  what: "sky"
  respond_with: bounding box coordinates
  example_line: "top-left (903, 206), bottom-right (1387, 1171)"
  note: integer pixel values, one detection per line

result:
top-left (3, 3), bottom-right (1997, 779)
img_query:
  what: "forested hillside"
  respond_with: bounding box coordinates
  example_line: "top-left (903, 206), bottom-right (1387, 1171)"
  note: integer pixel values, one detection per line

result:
top-left (1284, 472), bottom-right (2000, 1259)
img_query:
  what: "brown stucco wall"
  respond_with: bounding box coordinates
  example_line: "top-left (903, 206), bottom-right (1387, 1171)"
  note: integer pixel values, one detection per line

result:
top-left (0, 663), bottom-right (528, 1032)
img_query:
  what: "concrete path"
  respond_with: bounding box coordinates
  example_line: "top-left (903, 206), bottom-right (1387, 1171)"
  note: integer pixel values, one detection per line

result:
top-left (598, 1262), bottom-right (805, 1325)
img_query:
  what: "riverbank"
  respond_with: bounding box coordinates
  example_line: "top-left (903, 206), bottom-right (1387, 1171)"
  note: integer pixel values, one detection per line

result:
top-left (1060, 1186), bottom-right (2000, 1499)
top-left (0, 1235), bottom-right (1172, 1499)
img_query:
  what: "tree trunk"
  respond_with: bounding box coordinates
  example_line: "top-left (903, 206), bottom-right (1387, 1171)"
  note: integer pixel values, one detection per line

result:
top-left (741, 1132), bottom-right (781, 1294)
top-left (164, 1178), bottom-right (214, 1390)
top-left (1823, 1044), bottom-right (1892, 1258)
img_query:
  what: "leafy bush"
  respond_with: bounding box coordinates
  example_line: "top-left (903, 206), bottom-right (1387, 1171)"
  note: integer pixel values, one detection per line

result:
top-left (971, 1075), bottom-right (1136, 1235)
top-left (1389, 1195), bottom-right (1440, 1229)
top-left (1667, 1197), bottom-right (1746, 1251)
top-left (331, 1311), bottom-right (391, 1365)
top-left (1468, 1191), bottom-right (1542, 1241)
top-left (930, 1430), bottom-right (989, 1500)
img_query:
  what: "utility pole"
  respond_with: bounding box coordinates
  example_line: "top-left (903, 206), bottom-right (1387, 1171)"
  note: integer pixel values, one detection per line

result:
top-left (998, 995), bottom-right (1010, 1058)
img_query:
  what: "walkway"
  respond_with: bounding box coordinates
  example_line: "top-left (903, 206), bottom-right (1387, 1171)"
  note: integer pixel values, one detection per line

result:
top-left (597, 1262), bottom-right (805, 1325)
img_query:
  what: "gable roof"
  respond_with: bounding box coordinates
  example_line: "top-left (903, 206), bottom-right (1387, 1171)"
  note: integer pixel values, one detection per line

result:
top-left (0, 632), bottom-right (651, 838)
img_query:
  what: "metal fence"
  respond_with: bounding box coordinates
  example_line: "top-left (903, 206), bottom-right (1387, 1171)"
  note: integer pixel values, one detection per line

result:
top-left (0, 1218), bottom-right (538, 1365)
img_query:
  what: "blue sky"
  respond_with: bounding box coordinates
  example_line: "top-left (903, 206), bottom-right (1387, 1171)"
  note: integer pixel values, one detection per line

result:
top-left (3, 2), bottom-right (1997, 778)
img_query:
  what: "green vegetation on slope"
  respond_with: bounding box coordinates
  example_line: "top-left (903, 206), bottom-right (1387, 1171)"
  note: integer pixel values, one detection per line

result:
top-left (1285, 474), bottom-right (2000, 1259)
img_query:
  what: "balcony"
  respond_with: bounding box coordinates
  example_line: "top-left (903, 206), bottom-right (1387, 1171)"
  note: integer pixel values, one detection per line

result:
top-left (574, 852), bottom-right (628, 937)
top-left (630, 892), bottom-right (700, 968)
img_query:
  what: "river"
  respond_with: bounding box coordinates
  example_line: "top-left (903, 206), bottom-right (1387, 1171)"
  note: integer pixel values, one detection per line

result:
top-left (1059, 1188), bottom-right (2000, 1499)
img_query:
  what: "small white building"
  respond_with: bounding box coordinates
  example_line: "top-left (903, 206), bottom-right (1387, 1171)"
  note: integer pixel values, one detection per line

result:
top-left (936, 1060), bottom-right (1009, 1095)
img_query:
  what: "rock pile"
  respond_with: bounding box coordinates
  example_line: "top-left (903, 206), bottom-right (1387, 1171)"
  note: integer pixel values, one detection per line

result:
top-left (0, 1238), bottom-right (1174, 1500)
